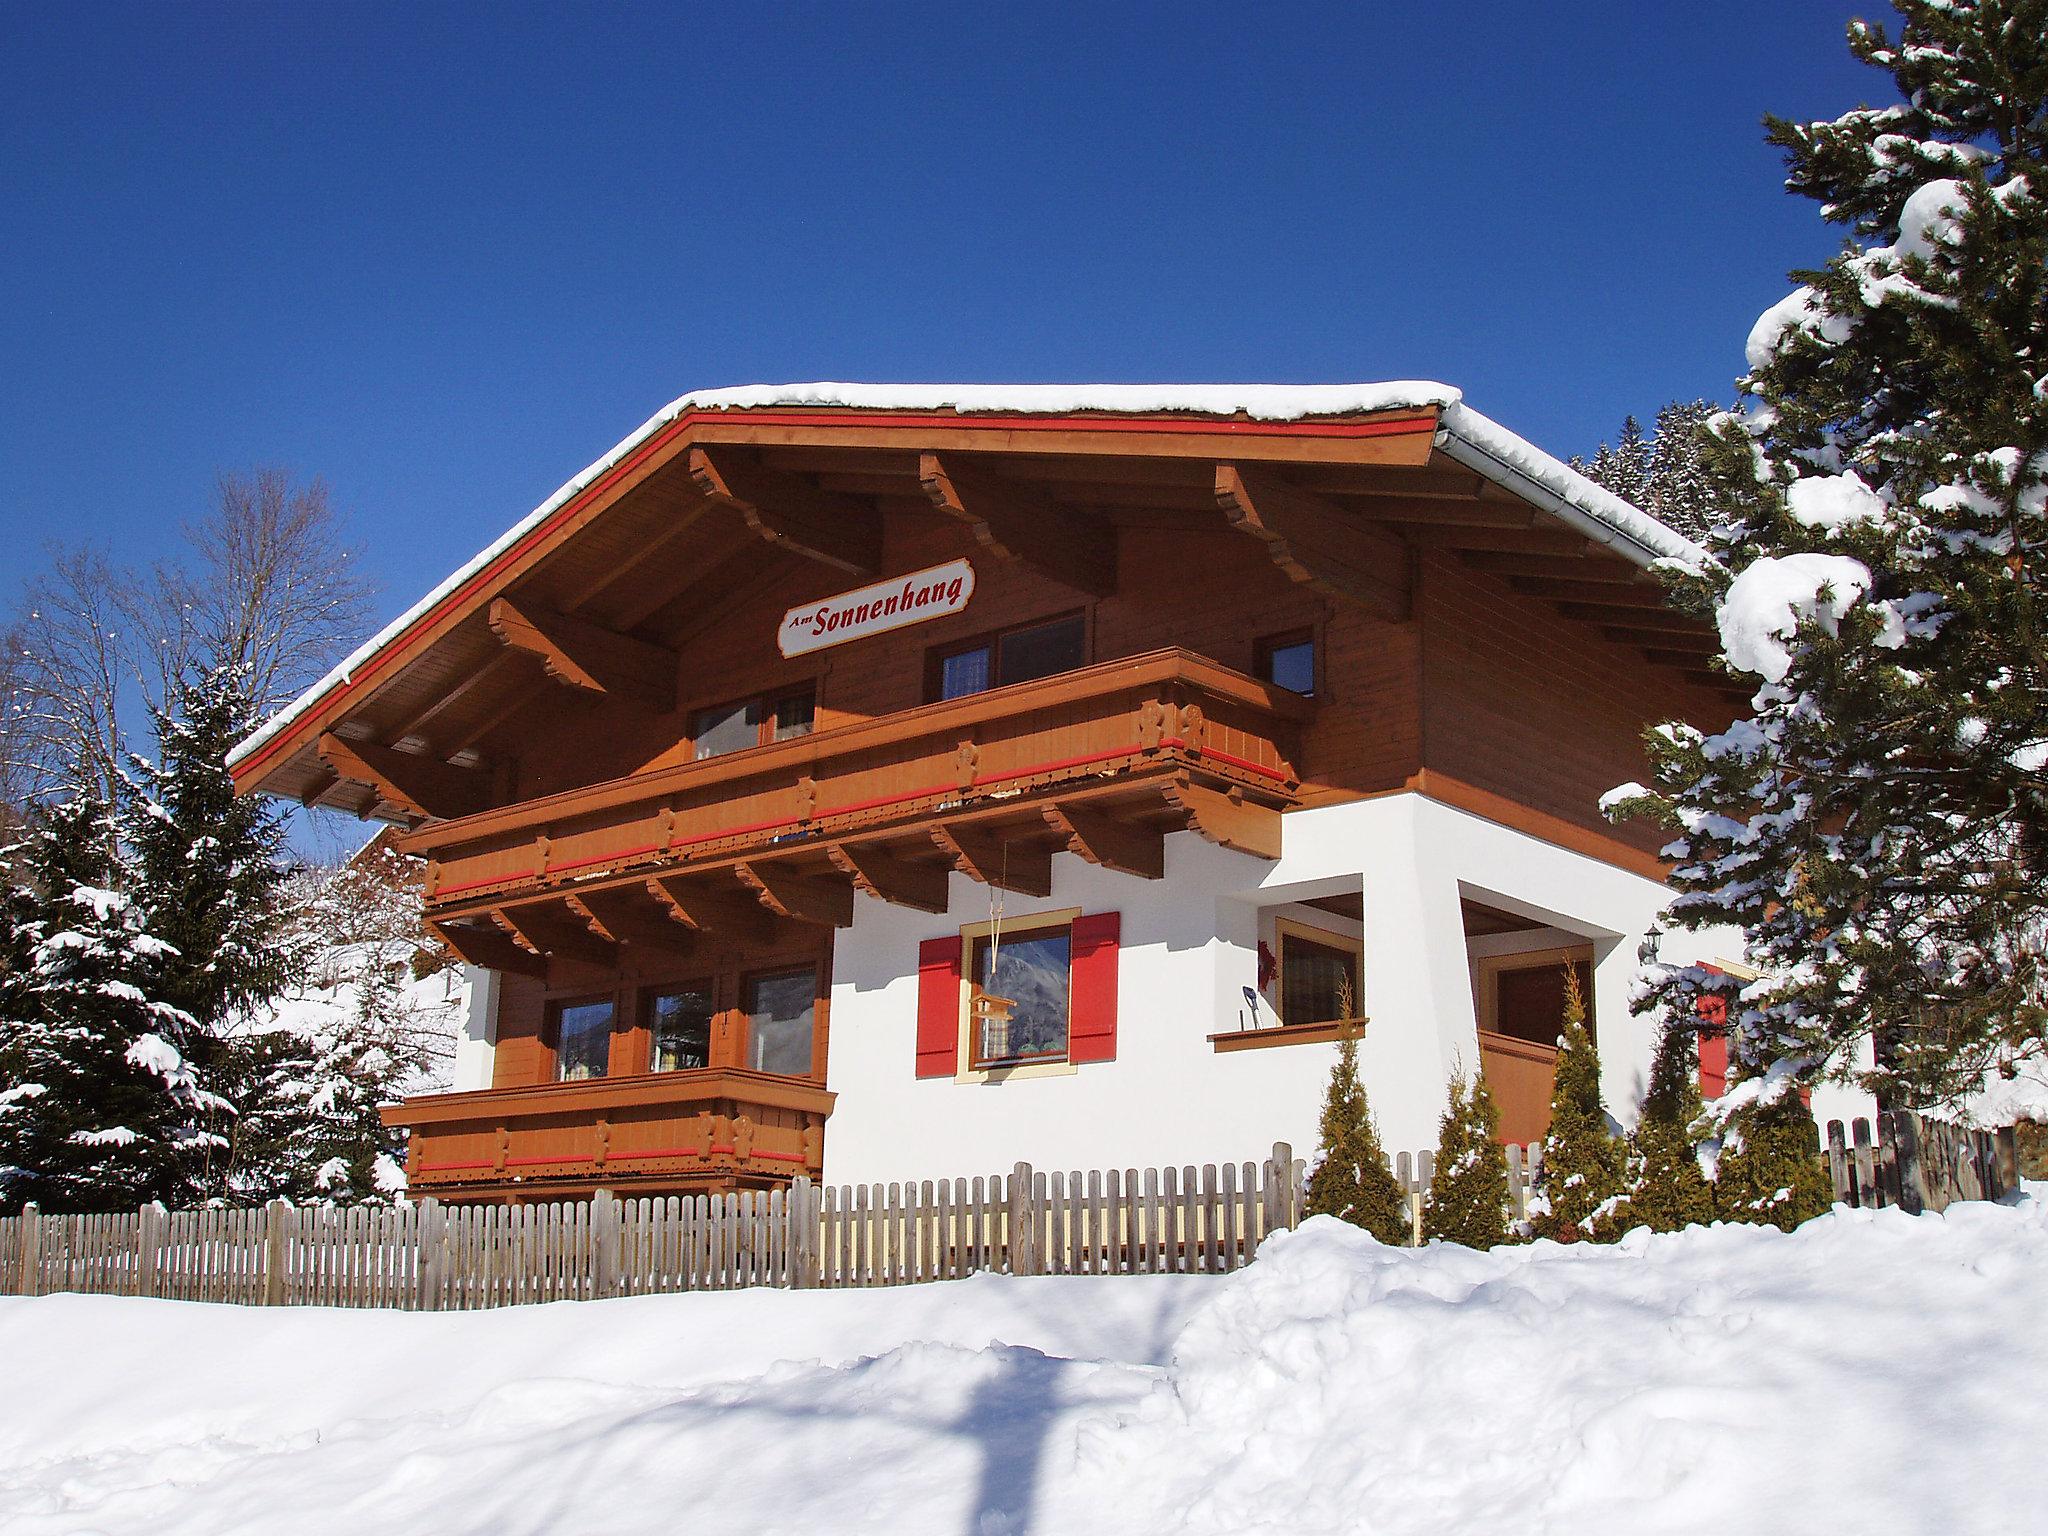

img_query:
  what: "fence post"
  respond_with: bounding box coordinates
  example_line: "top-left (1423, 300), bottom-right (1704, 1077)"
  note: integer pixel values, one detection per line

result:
top-left (134, 1203), bottom-right (161, 1299)
top-left (1887, 1111), bottom-right (1925, 1215)
top-left (262, 1198), bottom-right (292, 1307)
top-left (17, 1203), bottom-right (39, 1297)
top-left (1992, 1125), bottom-right (2019, 1200)
top-left (788, 1178), bottom-right (816, 1289)
top-left (591, 1189), bottom-right (619, 1300)
top-left (417, 1197), bottom-right (445, 1311)
top-left (1008, 1162), bottom-right (1037, 1276)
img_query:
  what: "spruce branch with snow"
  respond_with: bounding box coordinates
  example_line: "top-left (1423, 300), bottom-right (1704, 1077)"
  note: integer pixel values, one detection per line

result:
top-left (1609, 0), bottom-right (2048, 1114)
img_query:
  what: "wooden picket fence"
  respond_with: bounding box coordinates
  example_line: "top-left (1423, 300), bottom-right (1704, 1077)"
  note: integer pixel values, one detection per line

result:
top-left (2, 1144), bottom-right (1307, 1309)
top-left (1824, 1111), bottom-right (2021, 1213)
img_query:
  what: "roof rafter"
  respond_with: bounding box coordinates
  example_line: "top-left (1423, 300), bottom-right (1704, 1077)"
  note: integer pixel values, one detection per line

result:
top-left (919, 452), bottom-right (1117, 596)
top-left (688, 445), bottom-right (882, 577)
top-left (1214, 463), bottom-right (1412, 622)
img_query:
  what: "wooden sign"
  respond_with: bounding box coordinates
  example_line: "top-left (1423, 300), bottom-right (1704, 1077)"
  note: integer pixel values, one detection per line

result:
top-left (777, 559), bottom-right (976, 658)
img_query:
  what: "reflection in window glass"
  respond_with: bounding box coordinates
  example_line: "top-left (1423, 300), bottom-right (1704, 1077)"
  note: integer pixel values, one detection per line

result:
top-left (694, 698), bottom-right (761, 760)
top-left (938, 645), bottom-right (992, 700)
top-left (1263, 637), bottom-right (1315, 696)
top-left (555, 999), bottom-right (613, 1081)
top-left (772, 692), bottom-right (815, 741)
top-left (1280, 932), bottom-right (1356, 1026)
top-left (998, 616), bottom-right (1085, 687)
top-left (745, 967), bottom-right (816, 1076)
top-left (649, 985), bottom-right (714, 1071)
top-left (972, 927), bottom-right (1071, 1066)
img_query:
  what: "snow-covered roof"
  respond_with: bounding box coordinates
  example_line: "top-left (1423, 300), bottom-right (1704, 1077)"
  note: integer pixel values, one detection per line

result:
top-left (229, 382), bottom-right (1699, 773)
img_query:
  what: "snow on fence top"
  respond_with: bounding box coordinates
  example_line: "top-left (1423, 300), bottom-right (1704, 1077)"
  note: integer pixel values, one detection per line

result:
top-left (228, 382), bottom-right (1702, 772)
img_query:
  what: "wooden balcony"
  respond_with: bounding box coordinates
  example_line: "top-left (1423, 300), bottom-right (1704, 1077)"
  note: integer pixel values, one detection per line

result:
top-left (400, 648), bottom-right (1312, 964)
top-left (383, 1067), bottom-right (835, 1202)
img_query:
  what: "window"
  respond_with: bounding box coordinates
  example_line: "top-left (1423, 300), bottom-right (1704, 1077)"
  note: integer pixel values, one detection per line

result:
top-left (932, 614), bottom-right (1086, 701)
top-left (552, 998), bottom-right (614, 1081)
top-left (692, 687), bottom-right (815, 761)
top-left (1277, 922), bottom-right (1358, 1026)
top-left (970, 924), bottom-right (1072, 1067)
top-left (1257, 629), bottom-right (1315, 697)
top-left (1482, 950), bottom-right (1595, 1049)
top-left (744, 966), bottom-right (816, 1076)
top-left (648, 983), bottom-right (714, 1072)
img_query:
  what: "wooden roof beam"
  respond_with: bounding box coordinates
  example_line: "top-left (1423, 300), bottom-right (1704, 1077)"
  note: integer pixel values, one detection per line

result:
top-left (931, 823), bottom-right (1054, 898)
top-left (428, 918), bottom-right (548, 978)
top-left (735, 860), bottom-right (856, 927)
top-left (1161, 779), bottom-right (1281, 860)
top-left (495, 900), bottom-right (619, 968)
top-left (919, 452), bottom-right (1117, 596)
top-left (646, 874), bottom-right (777, 943)
top-left (1508, 577), bottom-right (1677, 610)
top-left (1043, 801), bottom-right (1164, 879)
top-left (828, 842), bottom-right (952, 913)
top-left (689, 445), bottom-right (882, 578)
top-left (316, 732), bottom-right (488, 822)
top-left (568, 887), bottom-right (701, 960)
top-left (1214, 463), bottom-right (1412, 622)
top-left (1464, 551), bottom-right (1642, 583)
top-left (487, 596), bottom-right (677, 712)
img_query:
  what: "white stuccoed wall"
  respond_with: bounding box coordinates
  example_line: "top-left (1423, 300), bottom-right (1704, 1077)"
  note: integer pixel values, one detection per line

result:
top-left (449, 965), bottom-right (500, 1092)
top-left (818, 790), bottom-right (1784, 1188)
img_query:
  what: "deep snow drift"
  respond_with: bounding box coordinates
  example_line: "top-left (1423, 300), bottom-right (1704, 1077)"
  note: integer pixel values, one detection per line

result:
top-left (2, 1196), bottom-right (2041, 1535)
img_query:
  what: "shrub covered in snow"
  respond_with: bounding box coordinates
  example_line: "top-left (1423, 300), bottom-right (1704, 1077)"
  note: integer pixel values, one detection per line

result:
top-left (1422, 1070), bottom-right (1508, 1248)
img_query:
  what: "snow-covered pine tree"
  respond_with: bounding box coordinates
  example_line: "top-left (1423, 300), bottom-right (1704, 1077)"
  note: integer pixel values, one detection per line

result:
top-left (1614, 1018), bottom-right (1716, 1233)
top-left (1303, 1016), bottom-right (1410, 1244)
top-left (1422, 1069), bottom-right (1510, 1249)
top-left (1608, 2), bottom-right (2048, 1119)
top-left (1573, 401), bottom-right (1726, 540)
top-left (1526, 968), bottom-right (1625, 1242)
top-left (125, 663), bottom-right (307, 1200)
top-left (0, 795), bottom-right (209, 1211)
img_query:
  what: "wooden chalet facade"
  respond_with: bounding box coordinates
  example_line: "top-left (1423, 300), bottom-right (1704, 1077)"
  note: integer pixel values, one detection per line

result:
top-left (229, 384), bottom-right (1749, 1203)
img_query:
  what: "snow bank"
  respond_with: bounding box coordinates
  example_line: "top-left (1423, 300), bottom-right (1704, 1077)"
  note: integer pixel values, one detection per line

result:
top-left (3, 1195), bottom-right (2043, 1535)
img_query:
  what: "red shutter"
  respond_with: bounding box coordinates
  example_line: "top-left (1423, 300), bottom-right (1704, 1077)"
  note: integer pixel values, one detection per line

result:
top-left (1695, 993), bottom-right (1729, 1099)
top-left (1068, 912), bottom-right (1121, 1063)
top-left (916, 936), bottom-right (963, 1078)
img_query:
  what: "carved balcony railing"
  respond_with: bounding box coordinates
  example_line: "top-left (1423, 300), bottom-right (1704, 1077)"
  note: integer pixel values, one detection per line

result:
top-left (384, 1067), bottom-right (834, 1201)
top-left (400, 648), bottom-right (1313, 960)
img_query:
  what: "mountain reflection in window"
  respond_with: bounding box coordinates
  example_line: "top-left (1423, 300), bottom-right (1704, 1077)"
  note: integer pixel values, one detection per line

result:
top-left (971, 927), bottom-right (1071, 1067)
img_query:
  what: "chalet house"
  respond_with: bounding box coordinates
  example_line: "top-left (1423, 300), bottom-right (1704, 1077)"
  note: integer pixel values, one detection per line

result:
top-left (229, 383), bottom-right (1778, 1204)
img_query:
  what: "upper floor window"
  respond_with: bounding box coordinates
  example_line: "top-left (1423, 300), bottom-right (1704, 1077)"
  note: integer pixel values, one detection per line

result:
top-left (1256, 629), bottom-right (1316, 697)
top-left (553, 997), bottom-right (614, 1081)
top-left (693, 687), bottom-right (815, 761)
top-left (932, 613), bottom-right (1086, 702)
top-left (648, 982), bottom-right (714, 1072)
top-left (745, 965), bottom-right (817, 1076)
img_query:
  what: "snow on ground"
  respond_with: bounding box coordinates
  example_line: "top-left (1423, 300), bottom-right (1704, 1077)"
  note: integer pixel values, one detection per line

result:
top-left (2, 1195), bottom-right (2042, 1536)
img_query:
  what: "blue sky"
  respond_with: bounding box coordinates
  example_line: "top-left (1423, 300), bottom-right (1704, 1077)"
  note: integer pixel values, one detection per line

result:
top-left (2, 1), bottom-right (1877, 630)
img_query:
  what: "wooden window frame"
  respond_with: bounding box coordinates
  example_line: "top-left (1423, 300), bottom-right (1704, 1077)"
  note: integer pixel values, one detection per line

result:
top-left (954, 907), bottom-right (1081, 1079)
top-left (643, 977), bottom-right (719, 1074)
top-left (1255, 626), bottom-right (1318, 698)
top-left (925, 610), bottom-right (1090, 703)
top-left (687, 682), bottom-right (817, 761)
top-left (547, 991), bottom-right (618, 1083)
top-left (1273, 915), bottom-right (1362, 1028)
top-left (1474, 943), bottom-right (1596, 1049)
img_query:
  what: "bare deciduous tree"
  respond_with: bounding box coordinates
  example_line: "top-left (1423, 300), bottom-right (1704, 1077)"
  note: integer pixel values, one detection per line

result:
top-left (0, 545), bottom-right (145, 811)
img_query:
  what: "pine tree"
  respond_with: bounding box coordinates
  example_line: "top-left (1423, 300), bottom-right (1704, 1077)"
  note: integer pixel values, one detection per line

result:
top-left (1714, 1077), bottom-right (1834, 1232)
top-left (1303, 1016), bottom-right (1410, 1244)
top-left (0, 796), bottom-right (208, 1211)
top-left (1423, 1069), bottom-right (1510, 1248)
top-left (125, 663), bottom-right (307, 1199)
top-left (1608, 3), bottom-right (2048, 1111)
top-left (1575, 401), bottom-right (1727, 540)
top-left (1614, 1018), bottom-right (1716, 1233)
top-left (1526, 968), bottom-right (1624, 1242)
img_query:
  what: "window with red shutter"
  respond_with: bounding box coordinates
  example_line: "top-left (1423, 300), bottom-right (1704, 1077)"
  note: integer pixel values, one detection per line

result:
top-left (916, 936), bottom-right (963, 1078)
top-left (1068, 912), bottom-right (1121, 1063)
